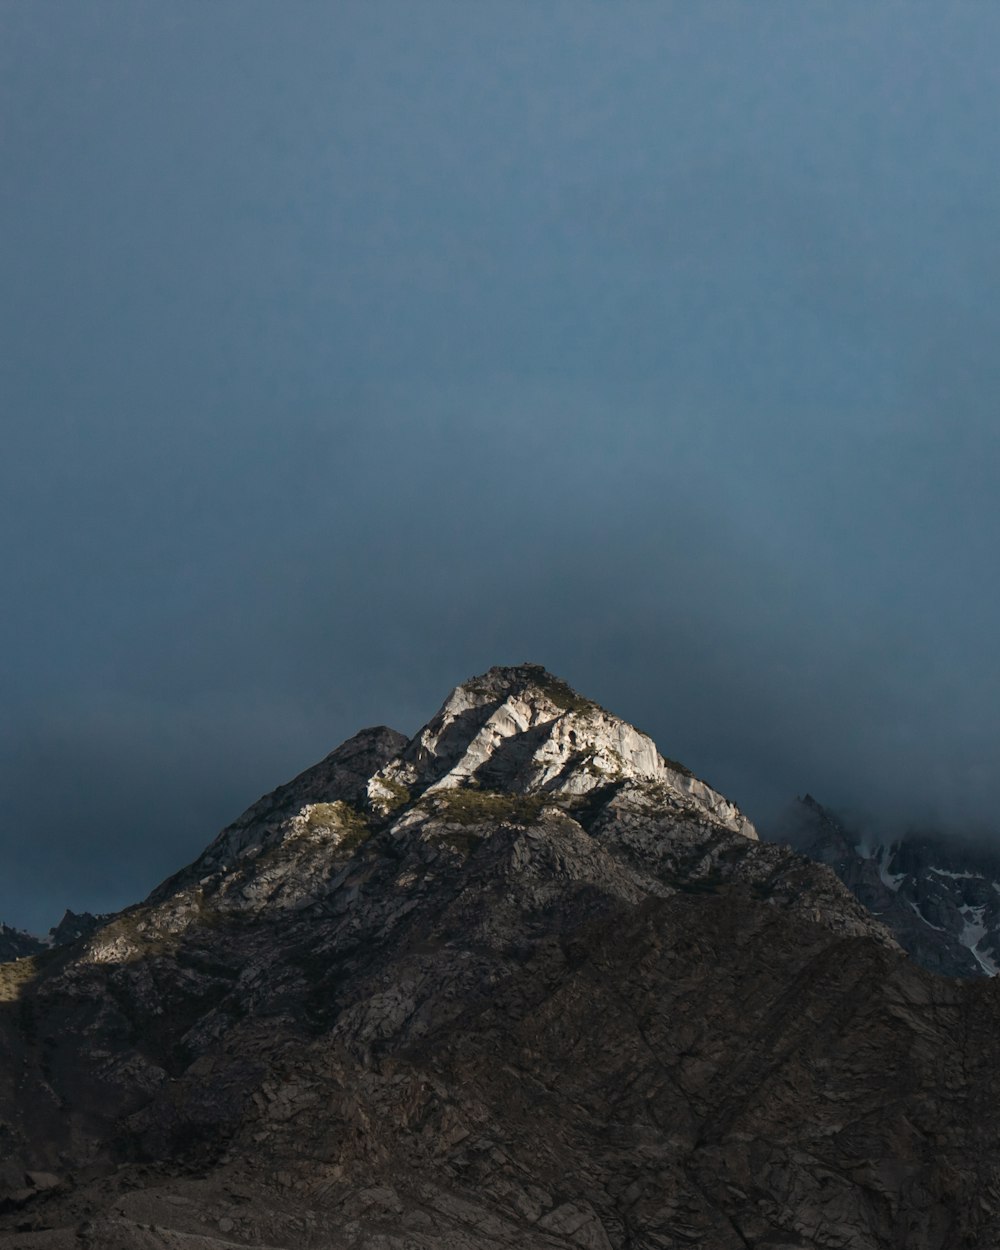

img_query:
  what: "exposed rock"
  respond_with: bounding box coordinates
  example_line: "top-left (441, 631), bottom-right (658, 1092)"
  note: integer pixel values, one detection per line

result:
top-left (47, 911), bottom-right (112, 949)
top-left (372, 664), bottom-right (754, 838)
top-left (23, 1172), bottom-right (61, 1194)
top-left (0, 926), bottom-right (43, 963)
top-left (0, 667), bottom-right (997, 1248)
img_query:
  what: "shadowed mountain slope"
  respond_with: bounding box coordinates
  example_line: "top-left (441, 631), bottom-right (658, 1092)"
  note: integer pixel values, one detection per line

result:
top-left (1, 666), bottom-right (999, 1249)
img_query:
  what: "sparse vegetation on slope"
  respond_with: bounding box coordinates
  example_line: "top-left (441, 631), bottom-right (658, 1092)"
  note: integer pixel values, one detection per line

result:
top-left (0, 955), bottom-right (39, 1002)
top-left (423, 787), bottom-right (545, 826)
top-left (304, 801), bottom-right (371, 853)
top-left (370, 777), bottom-right (411, 815)
top-left (525, 665), bottom-right (596, 714)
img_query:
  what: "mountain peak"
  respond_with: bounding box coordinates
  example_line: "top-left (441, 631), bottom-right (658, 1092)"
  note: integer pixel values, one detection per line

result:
top-left (163, 666), bottom-right (757, 897)
top-left (453, 662), bottom-right (597, 711)
top-left (9, 670), bottom-right (970, 1249)
top-left (364, 665), bottom-right (753, 837)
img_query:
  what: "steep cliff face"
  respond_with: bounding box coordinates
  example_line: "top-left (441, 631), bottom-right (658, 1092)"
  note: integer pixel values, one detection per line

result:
top-left (1, 668), bottom-right (999, 1249)
top-left (778, 794), bottom-right (1000, 979)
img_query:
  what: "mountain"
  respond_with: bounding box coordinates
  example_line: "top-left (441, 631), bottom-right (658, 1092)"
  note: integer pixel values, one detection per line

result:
top-left (0, 927), bottom-right (42, 964)
top-left (0, 915), bottom-right (113, 969)
top-left (45, 911), bottom-right (112, 949)
top-left (2, 665), bottom-right (1000, 1249)
top-left (776, 794), bottom-right (1000, 979)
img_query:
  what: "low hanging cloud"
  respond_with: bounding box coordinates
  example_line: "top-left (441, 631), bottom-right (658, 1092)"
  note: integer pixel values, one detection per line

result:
top-left (3, 2), bottom-right (1000, 928)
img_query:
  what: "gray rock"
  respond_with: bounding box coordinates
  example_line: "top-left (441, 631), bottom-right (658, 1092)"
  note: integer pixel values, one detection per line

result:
top-left (0, 666), bottom-right (996, 1249)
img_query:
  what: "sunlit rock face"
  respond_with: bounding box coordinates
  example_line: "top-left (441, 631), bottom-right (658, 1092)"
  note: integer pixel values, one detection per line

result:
top-left (370, 664), bottom-right (756, 835)
top-left (2, 667), bottom-right (1000, 1250)
top-left (153, 664), bottom-right (757, 917)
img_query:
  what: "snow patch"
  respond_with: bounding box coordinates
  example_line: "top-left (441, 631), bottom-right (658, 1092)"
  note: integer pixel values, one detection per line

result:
top-left (906, 900), bottom-right (944, 931)
top-left (877, 846), bottom-right (907, 892)
top-left (957, 904), bottom-right (999, 976)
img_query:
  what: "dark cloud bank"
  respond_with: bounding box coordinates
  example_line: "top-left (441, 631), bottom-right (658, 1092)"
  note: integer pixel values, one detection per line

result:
top-left (2, 2), bottom-right (999, 930)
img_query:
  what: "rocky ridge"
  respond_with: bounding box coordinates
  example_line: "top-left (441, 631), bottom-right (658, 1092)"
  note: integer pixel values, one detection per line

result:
top-left (0, 913), bottom-right (109, 966)
top-left (1, 666), bottom-right (999, 1249)
top-left (0, 927), bottom-right (42, 964)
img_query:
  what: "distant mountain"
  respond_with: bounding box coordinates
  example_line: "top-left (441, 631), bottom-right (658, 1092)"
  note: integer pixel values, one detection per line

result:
top-left (773, 794), bottom-right (1000, 979)
top-left (2, 666), bottom-right (1000, 1249)
top-left (0, 912), bottom-right (114, 963)
top-left (0, 925), bottom-right (42, 963)
top-left (46, 908), bottom-right (112, 948)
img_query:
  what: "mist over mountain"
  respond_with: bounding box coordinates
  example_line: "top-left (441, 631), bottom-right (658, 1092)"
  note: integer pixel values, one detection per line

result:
top-left (5, 6), bottom-right (1000, 1243)
top-left (2, 663), bottom-right (1000, 1250)
top-left (4, 2), bottom-right (1000, 930)
top-left (768, 794), bottom-right (1000, 980)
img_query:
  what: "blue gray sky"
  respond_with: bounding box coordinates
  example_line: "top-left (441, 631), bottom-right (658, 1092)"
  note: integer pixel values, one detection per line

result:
top-left (3, 2), bottom-right (1000, 930)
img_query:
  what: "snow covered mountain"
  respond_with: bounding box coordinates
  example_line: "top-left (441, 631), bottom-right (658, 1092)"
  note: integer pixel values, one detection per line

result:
top-left (775, 793), bottom-right (1000, 978)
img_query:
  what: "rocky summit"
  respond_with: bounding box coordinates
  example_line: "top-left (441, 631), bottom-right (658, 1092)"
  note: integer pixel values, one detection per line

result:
top-left (3, 665), bottom-right (1000, 1249)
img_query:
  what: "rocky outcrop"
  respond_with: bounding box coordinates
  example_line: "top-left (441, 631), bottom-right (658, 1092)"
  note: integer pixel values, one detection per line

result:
top-left (0, 667), bottom-right (999, 1249)
top-left (0, 926), bottom-right (42, 963)
top-left (46, 910), bottom-right (111, 948)
top-left (371, 664), bottom-right (754, 838)
top-left (0, 914), bottom-right (112, 972)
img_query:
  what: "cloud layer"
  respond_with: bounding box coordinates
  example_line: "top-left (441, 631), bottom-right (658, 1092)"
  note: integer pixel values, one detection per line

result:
top-left (3, 2), bottom-right (1000, 928)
